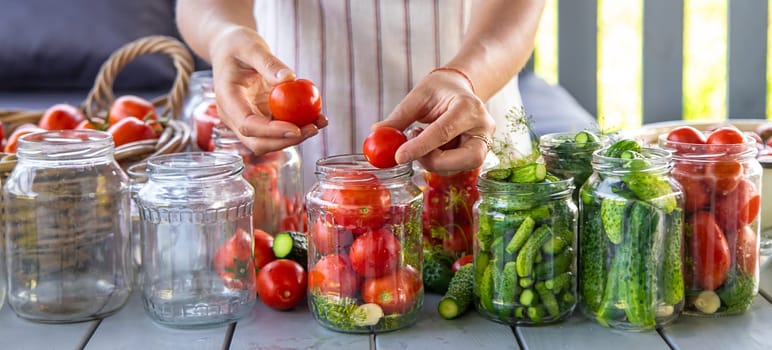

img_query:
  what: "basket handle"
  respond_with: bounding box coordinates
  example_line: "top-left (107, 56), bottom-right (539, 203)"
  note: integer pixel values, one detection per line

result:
top-left (82, 35), bottom-right (194, 121)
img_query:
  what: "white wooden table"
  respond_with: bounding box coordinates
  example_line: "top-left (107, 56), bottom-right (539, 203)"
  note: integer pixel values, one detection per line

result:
top-left (3, 259), bottom-right (772, 350)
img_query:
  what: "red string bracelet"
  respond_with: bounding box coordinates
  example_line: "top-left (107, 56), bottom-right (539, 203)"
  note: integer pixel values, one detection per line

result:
top-left (430, 66), bottom-right (476, 95)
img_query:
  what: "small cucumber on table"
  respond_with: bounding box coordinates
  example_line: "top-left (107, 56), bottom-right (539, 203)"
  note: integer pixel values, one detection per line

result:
top-left (272, 231), bottom-right (308, 269)
top-left (438, 264), bottom-right (475, 320)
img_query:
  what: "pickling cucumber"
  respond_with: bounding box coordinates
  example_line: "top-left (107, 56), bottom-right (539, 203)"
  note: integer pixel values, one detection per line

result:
top-left (438, 264), bottom-right (475, 320)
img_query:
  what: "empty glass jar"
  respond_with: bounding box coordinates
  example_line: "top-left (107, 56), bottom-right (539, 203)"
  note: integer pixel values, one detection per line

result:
top-left (136, 152), bottom-right (256, 328)
top-left (4, 130), bottom-right (131, 323)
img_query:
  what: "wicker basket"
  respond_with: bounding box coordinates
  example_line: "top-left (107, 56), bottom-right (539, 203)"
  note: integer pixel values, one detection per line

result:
top-left (0, 35), bottom-right (195, 175)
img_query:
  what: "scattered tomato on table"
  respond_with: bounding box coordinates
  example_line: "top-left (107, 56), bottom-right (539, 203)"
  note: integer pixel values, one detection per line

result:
top-left (257, 259), bottom-right (307, 310)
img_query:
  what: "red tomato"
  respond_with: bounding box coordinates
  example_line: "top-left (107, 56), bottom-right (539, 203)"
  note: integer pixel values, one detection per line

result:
top-left (107, 116), bottom-right (159, 147)
top-left (361, 268), bottom-right (421, 314)
top-left (424, 168), bottom-right (480, 190)
top-left (268, 79), bottom-right (322, 127)
top-left (109, 95), bottom-right (157, 126)
top-left (214, 228), bottom-right (256, 290)
top-left (253, 229), bottom-right (276, 271)
top-left (755, 123), bottom-right (772, 143)
top-left (706, 126), bottom-right (745, 145)
top-left (38, 104), bottom-right (86, 130)
top-left (689, 211), bottom-right (731, 291)
top-left (4, 124), bottom-right (45, 154)
top-left (308, 254), bottom-right (360, 297)
top-left (310, 218), bottom-right (354, 255)
top-left (348, 228), bottom-right (401, 278)
top-left (194, 102), bottom-right (220, 151)
top-left (666, 126), bottom-right (707, 144)
top-left (362, 127), bottom-right (408, 168)
top-left (704, 160), bottom-right (743, 195)
top-left (714, 179), bottom-right (761, 233)
top-left (672, 168), bottom-right (710, 213)
top-left (257, 259), bottom-right (307, 310)
top-left (319, 172), bottom-right (391, 232)
top-left (731, 225), bottom-right (759, 275)
top-left (451, 254), bottom-right (474, 273)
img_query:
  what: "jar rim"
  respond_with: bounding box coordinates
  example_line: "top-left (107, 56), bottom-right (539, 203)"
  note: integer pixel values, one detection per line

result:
top-left (477, 172), bottom-right (575, 198)
top-left (147, 152), bottom-right (244, 181)
top-left (315, 154), bottom-right (413, 181)
top-left (657, 133), bottom-right (758, 160)
top-left (17, 130), bottom-right (115, 160)
top-left (539, 131), bottom-right (609, 149)
top-left (591, 147), bottom-right (673, 175)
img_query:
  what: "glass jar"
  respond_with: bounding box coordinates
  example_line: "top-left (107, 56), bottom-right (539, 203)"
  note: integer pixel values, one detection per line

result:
top-left (136, 152), bottom-right (256, 328)
top-left (213, 125), bottom-right (305, 233)
top-left (474, 173), bottom-right (577, 325)
top-left (659, 133), bottom-right (761, 316)
top-left (540, 131), bottom-right (608, 201)
top-left (421, 168), bottom-right (479, 259)
top-left (578, 147), bottom-right (684, 331)
top-left (4, 130), bottom-right (131, 323)
top-left (306, 154), bottom-right (423, 333)
top-left (184, 70), bottom-right (219, 152)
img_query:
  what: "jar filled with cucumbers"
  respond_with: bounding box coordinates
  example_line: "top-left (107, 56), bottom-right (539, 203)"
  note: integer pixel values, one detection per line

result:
top-left (474, 162), bottom-right (578, 325)
top-left (540, 130), bottom-right (608, 201)
top-left (659, 126), bottom-right (761, 316)
top-left (578, 139), bottom-right (685, 331)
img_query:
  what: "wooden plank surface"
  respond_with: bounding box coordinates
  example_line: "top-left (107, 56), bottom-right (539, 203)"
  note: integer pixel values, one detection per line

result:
top-left (376, 294), bottom-right (518, 350)
top-left (85, 294), bottom-right (230, 350)
top-left (516, 312), bottom-right (670, 350)
top-left (0, 303), bottom-right (97, 350)
top-left (229, 299), bottom-right (371, 350)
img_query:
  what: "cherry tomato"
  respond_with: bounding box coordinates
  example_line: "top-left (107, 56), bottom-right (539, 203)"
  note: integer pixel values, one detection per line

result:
top-left (361, 268), bottom-right (421, 315)
top-left (214, 228), bottom-right (256, 290)
top-left (362, 127), bottom-right (408, 168)
top-left (194, 102), bottom-right (220, 151)
top-left (253, 229), bottom-right (276, 271)
top-left (689, 211), bottom-right (731, 291)
top-left (38, 104), bottom-right (86, 130)
top-left (308, 254), bottom-right (360, 297)
top-left (667, 126), bottom-right (707, 144)
top-left (729, 225), bottom-right (759, 276)
top-left (310, 218), bottom-right (354, 255)
top-left (706, 126), bottom-right (745, 145)
top-left (714, 179), bottom-right (761, 233)
top-left (348, 228), bottom-right (401, 278)
top-left (319, 172), bottom-right (391, 232)
top-left (704, 160), bottom-right (743, 195)
top-left (4, 124), bottom-right (45, 153)
top-left (451, 254), bottom-right (474, 273)
top-left (257, 259), bottom-right (307, 310)
top-left (107, 116), bottom-right (159, 147)
top-left (268, 79), bottom-right (322, 127)
top-left (109, 95), bottom-right (157, 126)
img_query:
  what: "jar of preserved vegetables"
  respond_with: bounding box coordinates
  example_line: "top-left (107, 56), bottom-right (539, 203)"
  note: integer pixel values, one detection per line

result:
top-left (659, 129), bottom-right (761, 316)
top-left (421, 168), bottom-right (479, 258)
top-left (578, 140), bottom-right (684, 330)
top-left (540, 130), bottom-right (608, 201)
top-left (4, 130), bottom-right (131, 323)
top-left (136, 152), bottom-right (255, 328)
top-left (184, 70), bottom-right (219, 152)
top-left (474, 167), bottom-right (577, 325)
top-left (306, 154), bottom-right (423, 333)
top-left (213, 125), bottom-right (305, 233)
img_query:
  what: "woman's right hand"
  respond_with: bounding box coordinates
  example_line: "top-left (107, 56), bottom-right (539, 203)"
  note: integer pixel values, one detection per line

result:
top-left (207, 26), bottom-right (327, 155)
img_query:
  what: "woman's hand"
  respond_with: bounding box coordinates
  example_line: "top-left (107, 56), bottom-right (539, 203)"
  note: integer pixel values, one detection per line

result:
top-left (208, 26), bottom-right (327, 154)
top-left (374, 69), bottom-right (495, 175)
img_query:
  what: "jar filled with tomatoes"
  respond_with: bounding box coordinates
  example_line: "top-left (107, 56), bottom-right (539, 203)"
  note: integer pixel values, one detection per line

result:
top-left (578, 139), bottom-right (684, 331)
top-left (3, 130), bottom-right (132, 323)
top-left (306, 154), bottom-right (423, 333)
top-left (540, 130), bottom-right (608, 201)
top-left (474, 165), bottom-right (577, 325)
top-left (213, 125), bottom-right (306, 233)
top-left (135, 152), bottom-right (256, 328)
top-left (421, 168), bottom-right (480, 258)
top-left (659, 126), bottom-right (761, 316)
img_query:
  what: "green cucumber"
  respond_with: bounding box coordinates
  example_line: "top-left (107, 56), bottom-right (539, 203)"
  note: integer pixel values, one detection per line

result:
top-left (438, 264), bottom-right (475, 319)
top-left (535, 281), bottom-right (560, 317)
top-left (662, 208), bottom-right (684, 305)
top-left (486, 168), bottom-right (512, 181)
top-left (579, 204), bottom-right (607, 313)
top-left (574, 130), bottom-right (600, 145)
top-left (423, 252), bottom-right (454, 294)
top-left (508, 163), bottom-right (547, 183)
top-left (534, 247), bottom-right (572, 280)
top-left (516, 225), bottom-right (553, 277)
top-left (497, 261), bottom-right (519, 319)
top-left (604, 139), bottom-right (642, 158)
top-left (478, 262), bottom-right (495, 311)
top-left (545, 272), bottom-right (572, 294)
top-left (624, 201), bottom-right (657, 328)
top-left (272, 231), bottom-right (308, 269)
top-left (505, 216), bottom-right (535, 254)
top-left (600, 198), bottom-right (627, 244)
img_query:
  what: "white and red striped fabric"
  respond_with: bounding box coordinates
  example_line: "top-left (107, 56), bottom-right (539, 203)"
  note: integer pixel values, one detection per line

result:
top-left (254, 0), bottom-right (524, 188)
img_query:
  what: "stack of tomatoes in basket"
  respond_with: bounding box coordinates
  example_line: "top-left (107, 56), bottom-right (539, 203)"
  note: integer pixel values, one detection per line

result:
top-left (4, 95), bottom-right (161, 153)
